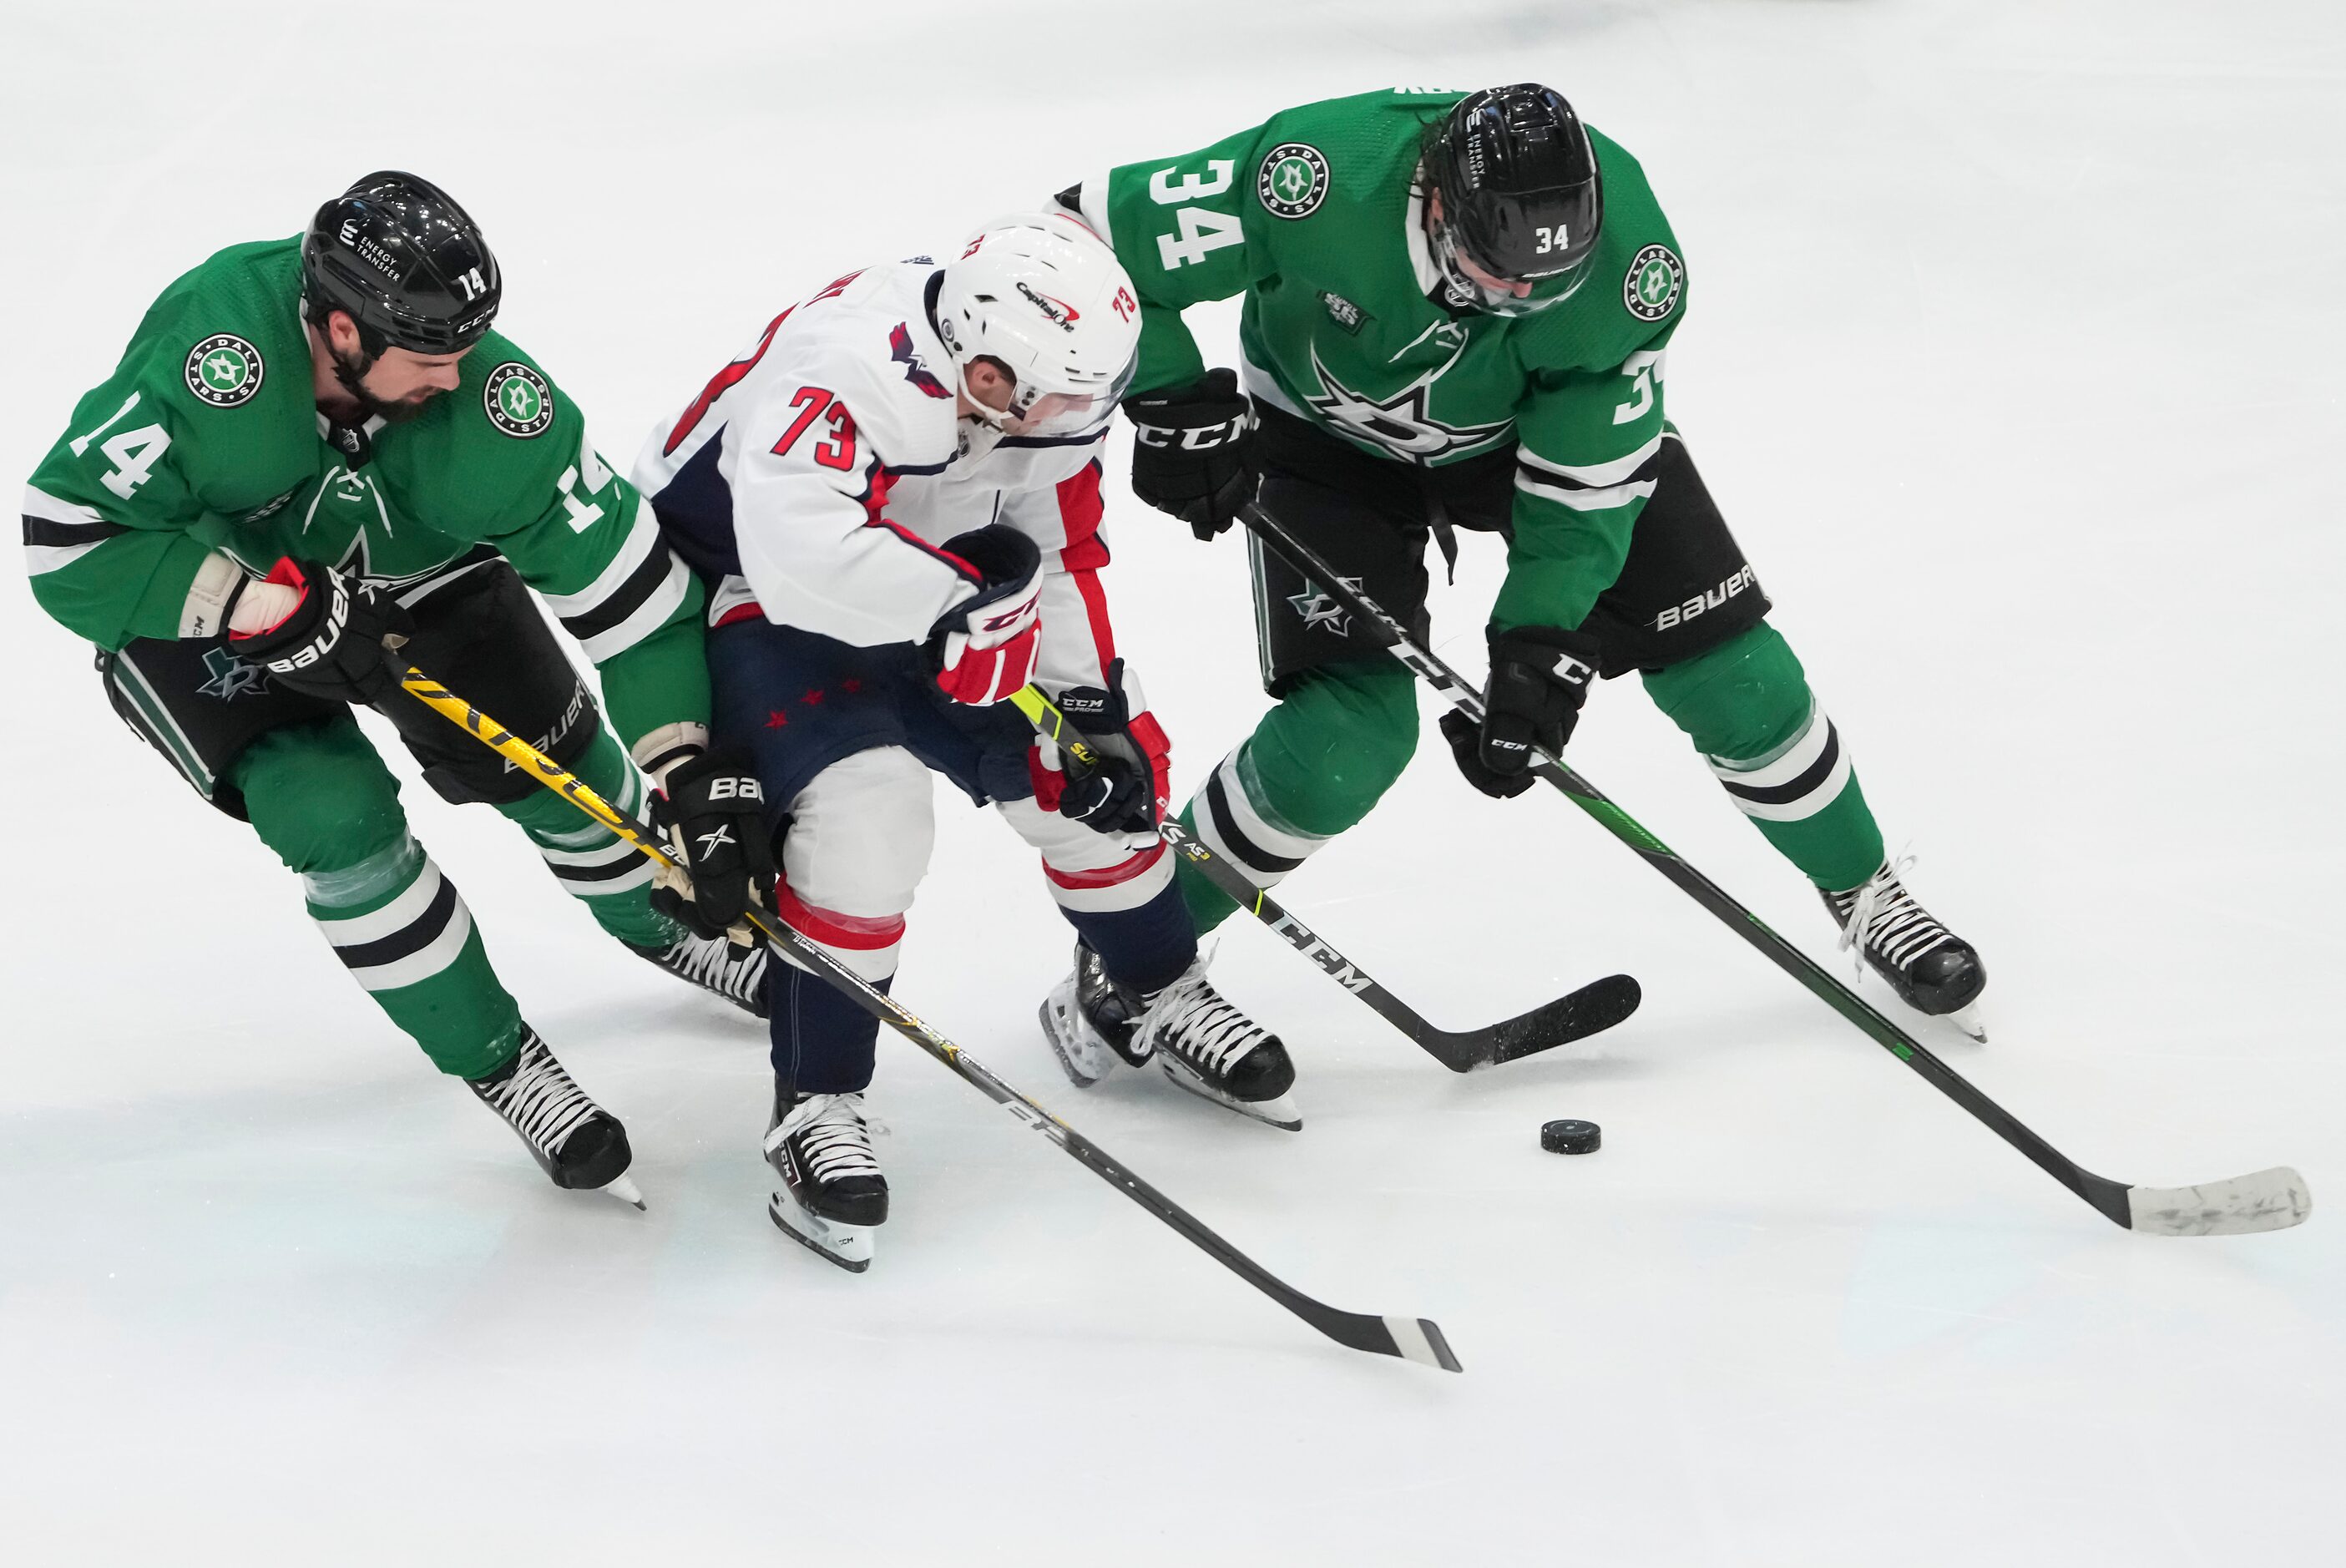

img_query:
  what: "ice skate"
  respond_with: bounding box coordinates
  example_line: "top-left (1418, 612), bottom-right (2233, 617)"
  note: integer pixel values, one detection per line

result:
top-left (1039, 939), bottom-right (1156, 1088)
top-left (467, 1027), bottom-right (644, 1208)
top-left (1130, 951), bottom-right (1301, 1130)
top-left (762, 1090), bottom-right (887, 1272)
top-left (631, 928), bottom-right (769, 1019)
top-left (1823, 859), bottom-right (1988, 1039)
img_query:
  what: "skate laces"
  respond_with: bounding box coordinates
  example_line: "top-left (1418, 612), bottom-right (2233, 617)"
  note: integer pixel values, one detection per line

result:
top-left (663, 931), bottom-right (766, 1002)
top-left (1141, 955), bottom-right (1268, 1075)
top-left (478, 1034), bottom-right (600, 1156)
top-left (1834, 852), bottom-right (1954, 973)
top-left (771, 1093), bottom-right (883, 1184)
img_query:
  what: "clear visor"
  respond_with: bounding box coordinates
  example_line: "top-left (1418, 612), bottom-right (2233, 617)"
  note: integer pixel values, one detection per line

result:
top-left (1430, 221), bottom-right (1589, 318)
top-left (995, 347), bottom-right (1138, 438)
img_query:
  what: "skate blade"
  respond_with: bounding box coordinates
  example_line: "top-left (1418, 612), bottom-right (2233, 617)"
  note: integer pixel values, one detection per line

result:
top-left (1038, 995), bottom-right (1115, 1089)
top-left (1944, 1004), bottom-right (1988, 1043)
top-left (603, 1173), bottom-right (648, 1211)
top-left (1157, 1059), bottom-right (1302, 1131)
top-left (767, 1191), bottom-right (874, 1272)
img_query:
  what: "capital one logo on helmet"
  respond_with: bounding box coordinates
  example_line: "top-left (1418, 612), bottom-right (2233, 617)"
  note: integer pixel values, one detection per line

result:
top-left (483, 362), bottom-right (554, 438)
top-left (1015, 281), bottom-right (1080, 331)
top-left (185, 334), bottom-right (265, 407)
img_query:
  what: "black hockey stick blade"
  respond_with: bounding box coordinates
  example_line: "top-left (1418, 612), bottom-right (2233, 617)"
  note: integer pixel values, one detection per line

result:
top-left (1313, 1308), bottom-right (1463, 1371)
top-left (1433, 972), bottom-right (1644, 1070)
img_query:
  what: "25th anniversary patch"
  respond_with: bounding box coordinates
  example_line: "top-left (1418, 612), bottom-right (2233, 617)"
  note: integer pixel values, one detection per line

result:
top-left (483, 362), bottom-right (554, 438)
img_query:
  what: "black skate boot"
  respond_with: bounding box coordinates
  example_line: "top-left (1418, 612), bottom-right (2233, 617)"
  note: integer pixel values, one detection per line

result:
top-left (467, 1027), bottom-right (643, 1207)
top-left (762, 1088), bottom-right (887, 1272)
top-left (1039, 939), bottom-right (1156, 1088)
top-left (630, 928), bottom-right (769, 1019)
top-left (1822, 860), bottom-right (1987, 1039)
top-left (1132, 954), bottom-right (1301, 1130)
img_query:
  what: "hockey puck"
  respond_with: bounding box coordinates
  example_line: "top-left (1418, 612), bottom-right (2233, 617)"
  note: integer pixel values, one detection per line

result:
top-left (1540, 1119), bottom-right (1601, 1155)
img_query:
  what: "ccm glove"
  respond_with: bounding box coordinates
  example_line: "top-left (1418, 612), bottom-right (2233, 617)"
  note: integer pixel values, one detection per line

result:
top-left (228, 557), bottom-right (412, 706)
top-left (929, 525), bottom-right (1043, 706)
top-left (649, 751), bottom-right (775, 940)
top-left (1125, 367), bottom-right (1256, 541)
top-left (1031, 659), bottom-right (1171, 836)
top-left (1441, 625), bottom-right (1601, 799)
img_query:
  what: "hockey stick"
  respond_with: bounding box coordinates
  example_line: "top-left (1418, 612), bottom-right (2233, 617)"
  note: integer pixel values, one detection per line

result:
top-left (1236, 501), bottom-right (2309, 1237)
top-left (1008, 684), bottom-right (1640, 1070)
top-left (397, 664), bottom-right (1463, 1368)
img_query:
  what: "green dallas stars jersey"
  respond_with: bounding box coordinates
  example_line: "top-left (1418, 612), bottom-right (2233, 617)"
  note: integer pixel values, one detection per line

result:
top-left (21, 237), bottom-right (706, 745)
top-left (1065, 88), bottom-right (1690, 633)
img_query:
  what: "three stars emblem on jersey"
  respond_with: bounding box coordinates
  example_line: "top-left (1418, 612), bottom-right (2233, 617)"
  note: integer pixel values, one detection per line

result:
top-left (185, 334), bottom-right (264, 407)
top-left (483, 362), bottom-right (554, 438)
top-left (1302, 342), bottom-right (1511, 462)
top-left (1257, 143), bottom-right (1330, 220)
top-left (1624, 244), bottom-right (1684, 322)
top-left (1287, 576), bottom-right (1364, 638)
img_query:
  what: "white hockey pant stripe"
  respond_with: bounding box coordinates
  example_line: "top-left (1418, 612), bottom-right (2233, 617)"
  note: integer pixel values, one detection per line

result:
top-left (994, 794), bottom-right (1175, 913)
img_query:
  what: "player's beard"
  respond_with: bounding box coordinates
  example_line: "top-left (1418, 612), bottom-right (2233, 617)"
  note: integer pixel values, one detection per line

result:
top-left (327, 346), bottom-right (430, 426)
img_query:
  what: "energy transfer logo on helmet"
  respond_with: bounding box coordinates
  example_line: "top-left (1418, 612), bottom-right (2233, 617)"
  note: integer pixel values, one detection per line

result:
top-left (1257, 143), bottom-right (1330, 220)
top-left (483, 362), bottom-right (554, 438)
top-left (1623, 244), bottom-right (1683, 321)
top-left (185, 334), bottom-right (265, 407)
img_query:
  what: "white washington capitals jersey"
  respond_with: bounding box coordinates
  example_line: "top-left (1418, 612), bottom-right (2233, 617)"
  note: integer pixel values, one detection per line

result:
top-left (632, 260), bottom-right (1112, 650)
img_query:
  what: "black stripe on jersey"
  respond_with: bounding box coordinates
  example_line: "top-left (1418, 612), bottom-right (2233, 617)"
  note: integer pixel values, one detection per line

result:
top-left (1514, 443), bottom-right (1666, 497)
top-left (998, 432), bottom-right (1109, 449)
top-left (24, 514), bottom-right (129, 548)
top-left (331, 876), bottom-right (461, 973)
top-left (1204, 770), bottom-right (1304, 875)
top-left (1717, 723), bottom-right (1842, 808)
top-left (883, 459), bottom-right (953, 478)
top-left (559, 538), bottom-right (678, 644)
top-left (549, 852), bottom-right (649, 888)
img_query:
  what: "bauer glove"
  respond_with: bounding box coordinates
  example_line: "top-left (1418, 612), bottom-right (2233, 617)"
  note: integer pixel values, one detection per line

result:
top-left (1442, 625), bottom-right (1600, 799)
top-left (649, 751), bottom-right (775, 941)
top-left (228, 557), bottom-right (412, 706)
top-left (1125, 368), bottom-right (1256, 540)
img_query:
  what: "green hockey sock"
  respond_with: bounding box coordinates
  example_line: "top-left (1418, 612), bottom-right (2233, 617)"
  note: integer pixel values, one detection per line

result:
top-left (498, 727), bottom-right (678, 951)
top-left (1176, 662), bottom-right (1419, 934)
top-left (1641, 623), bottom-right (1886, 892)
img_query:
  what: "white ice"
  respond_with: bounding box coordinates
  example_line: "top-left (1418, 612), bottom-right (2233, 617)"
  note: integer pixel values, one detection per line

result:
top-left (3, 2), bottom-right (2342, 1562)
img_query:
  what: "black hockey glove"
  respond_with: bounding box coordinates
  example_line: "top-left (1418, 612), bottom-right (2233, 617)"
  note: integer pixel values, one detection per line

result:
top-left (1040, 660), bottom-right (1170, 837)
top-left (228, 557), bottom-right (412, 706)
top-left (1441, 625), bottom-right (1601, 799)
top-left (1124, 367), bottom-right (1256, 541)
top-left (649, 751), bottom-right (776, 940)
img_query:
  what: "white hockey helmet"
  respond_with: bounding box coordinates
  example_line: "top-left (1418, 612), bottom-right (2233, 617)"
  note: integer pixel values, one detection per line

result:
top-left (934, 212), bottom-right (1141, 437)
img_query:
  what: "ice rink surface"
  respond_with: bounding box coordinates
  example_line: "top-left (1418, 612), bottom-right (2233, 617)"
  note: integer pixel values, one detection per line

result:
top-left (3, 1), bottom-right (2341, 1561)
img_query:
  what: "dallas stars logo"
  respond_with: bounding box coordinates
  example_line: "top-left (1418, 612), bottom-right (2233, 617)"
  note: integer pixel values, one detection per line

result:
top-left (184, 334), bottom-right (265, 407)
top-left (1256, 142), bottom-right (1329, 220)
top-left (199, 646), bottom-right (271, 701)
top-left (483, 362), bottom-right (554, 438)
top-left (1287, 576), bottom-right (1365, 637)
top-left (1302, 342), bottom-right (1511, 462)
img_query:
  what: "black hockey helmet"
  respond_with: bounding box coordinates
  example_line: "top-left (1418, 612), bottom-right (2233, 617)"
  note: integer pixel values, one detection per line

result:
top-left (1423, 84), bottom-right (1605, 316)
top-left (301, 171), bottom-right (502, 357)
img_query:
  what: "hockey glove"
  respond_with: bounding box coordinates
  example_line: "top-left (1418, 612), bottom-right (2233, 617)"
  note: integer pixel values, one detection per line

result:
top-left (1029, 659), bottom-right (1172, 836)
top-left (228, 557), bottom-right (412, 706)
top-left (1442, 625), bottom-right (1601, 799)
top-left (649, 751), bottom-right (776, 941)
top-left (929, 525), bottom-right (1043, 706)
top-left (1125, 367), bottom-right (1256, 541)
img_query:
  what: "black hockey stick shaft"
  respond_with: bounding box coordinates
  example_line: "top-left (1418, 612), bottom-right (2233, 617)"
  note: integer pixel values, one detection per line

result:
top-left (402, 665), bottom-right (1461, 1368)
top-left (1235, 502), bottom-right (2300, 1233)
top-left (1009, 685), bottom-right (1638, 1070)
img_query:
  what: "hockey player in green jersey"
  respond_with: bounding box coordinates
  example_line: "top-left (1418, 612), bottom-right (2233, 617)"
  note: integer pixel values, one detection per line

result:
top-left (21, 173), bottom-right (775, 1203)
top-left (1048, 85), bottom-right (1986, 1072)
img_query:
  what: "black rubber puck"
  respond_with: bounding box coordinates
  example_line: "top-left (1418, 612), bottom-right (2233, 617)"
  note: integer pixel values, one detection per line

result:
top-left (1540, 1119), bottom-right (1601, 1155)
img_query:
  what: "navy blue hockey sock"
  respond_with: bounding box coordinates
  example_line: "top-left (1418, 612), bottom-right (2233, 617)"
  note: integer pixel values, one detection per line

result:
top-left (770, 961), bottom-right (890, 1096)
top-left (1059, 880), bottom-right (1196, 997)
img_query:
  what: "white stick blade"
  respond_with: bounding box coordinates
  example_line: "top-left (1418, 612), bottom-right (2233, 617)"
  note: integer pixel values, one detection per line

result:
top-left (2127, 1166), bottom-right (2311, 1236)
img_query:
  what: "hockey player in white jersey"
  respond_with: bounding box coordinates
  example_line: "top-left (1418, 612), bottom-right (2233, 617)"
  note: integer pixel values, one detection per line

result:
top-left (634, 214), bottom-right (1296, 1270)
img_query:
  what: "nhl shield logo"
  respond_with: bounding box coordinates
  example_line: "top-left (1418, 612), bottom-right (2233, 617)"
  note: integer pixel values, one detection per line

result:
top-left (483, 362), bottom-right (554, 438)
top-left (1623, 244), bottom-right (1684, 322)
top-left (185, 334), bottom-right (265, 407)
top-left (1257, 143), bottom-right (1330, 220)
